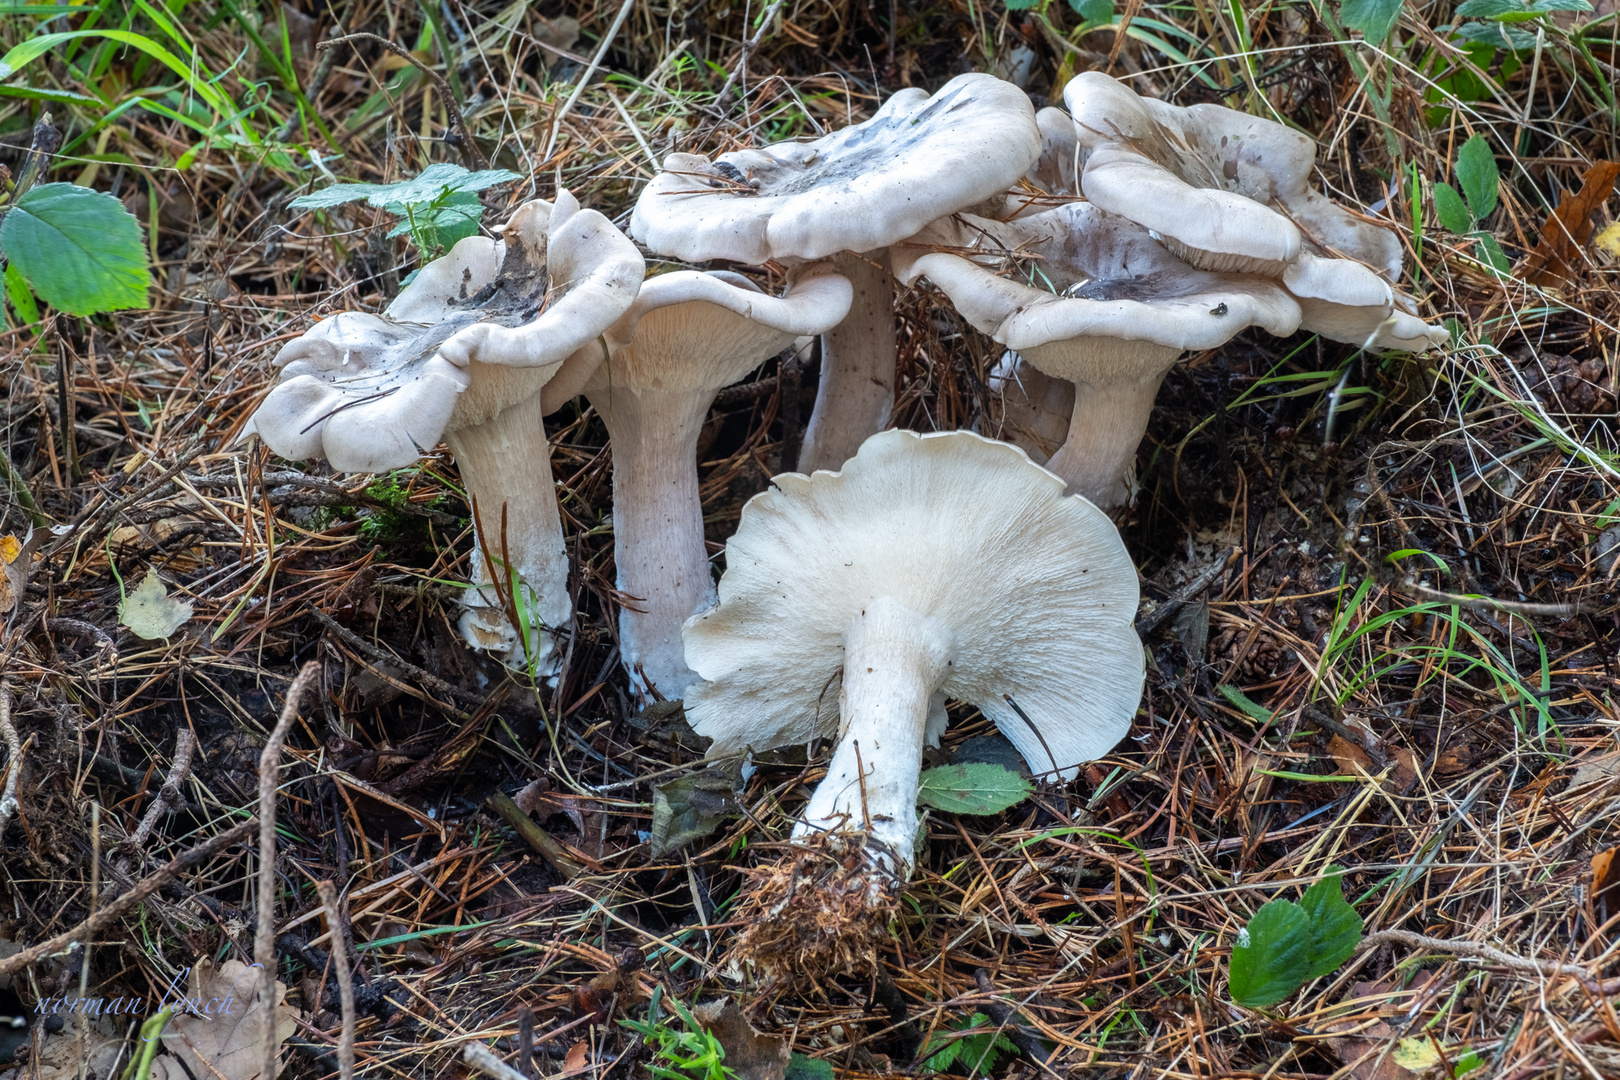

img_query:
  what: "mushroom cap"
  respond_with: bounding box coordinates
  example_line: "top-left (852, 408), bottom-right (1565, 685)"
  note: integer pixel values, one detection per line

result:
top-left (683, 428), bottom-right (1144, 779)
top-left (893, 203), bottom-right (1300, 379)
top-left (1283, 253), bottom-right (1448, 352)
top-left (1064, 72), bottom-right (1402, 280)
top-left (580, 262), bottom-right (853, 399)
top-left (629, 74), bottom-right (1042, 265)
top-left (242, 192), bottom-right (643, 472)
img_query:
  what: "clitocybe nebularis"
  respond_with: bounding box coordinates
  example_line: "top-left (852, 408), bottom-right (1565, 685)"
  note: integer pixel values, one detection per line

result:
top-left (894, 204), bottom-right (1300, 508)
top-left (629, 74), bottom-right (1041, 473)
top-left (243, 192), bottom-right (644, 673)
top-left (560, 263), bottom-right (852, 700)
top-left (682, 428), bottom-right (1143, 978)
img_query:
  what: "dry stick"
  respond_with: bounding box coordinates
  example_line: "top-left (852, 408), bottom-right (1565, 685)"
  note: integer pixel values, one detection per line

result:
top-left (46, 442), bottom-right (209, 559)
top-left (257, 662), bottom-right (321, 1080)
top-left (540, 0), bottom-right (636, 164)
top-left (713, 0), bottom-right (788, 108)
top-left (314, 881), bottom-right (355, 1080)
top-left (464, 1042), bottom-right (532, 1080)
top-left (0, 681), bottom-right (23, 835)
top-left (316, 33), bottom-right (487, 169)
top-left (0, 818), bottom-right (257, 980)
top-left (116, 729), bottom-right (197, 875)
top-left (1360, 929), bottom-right (1615, 992)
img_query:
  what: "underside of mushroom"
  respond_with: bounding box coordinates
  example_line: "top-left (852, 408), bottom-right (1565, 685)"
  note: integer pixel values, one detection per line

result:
top-left (683, 429), bottom-right (1143, 981)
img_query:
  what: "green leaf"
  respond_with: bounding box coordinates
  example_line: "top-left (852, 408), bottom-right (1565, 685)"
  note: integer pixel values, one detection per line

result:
top-left (1298, 872), bottom-right (1364, 979)
top-left (1340, 0), bottom-right (1404, 42)
top-left (917, 763), bottom-right (1033, 815)
top-left (1455, 0), bottom-right (1520, 16)
top-left (651, 769), bottom-right (739, 857)
top-left (0, 182), bottom-right (148, 316)
top-left (1433, 182), bottom-right (1474, 233)
top-left (3, 262), bottom-right (40, 326)
top-left (1228, 899), bottom-right (1312, 1007)
top-left (1070, 0), bottom-right (1116, 21)
top-left (1474, 233), bottom-right (1513, 275)
top-left (1453, 19), bottom-right (1540, 46)
top-left (291, 163), bottom-right (519, 212)
top-left (1217, 685), bottom-right (1273, 725)
top-left (1004, 0), bottom-right (1042, 7)
top-left (785, 1055), bottom-right (833, 1080)
top-left (1455, 134), bottom-right (1499, 220)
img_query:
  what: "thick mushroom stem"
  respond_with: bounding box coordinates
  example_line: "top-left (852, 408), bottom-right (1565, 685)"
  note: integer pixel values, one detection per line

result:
top-left (990, 351), bottom-right (1074, 465)
top-left (794, 596), bottom-right (956, 899)
top-left (1027, 340), bottom-right (1182, 509)
top-left (589, 388), bottom-right (716, 700)
top-left (445, 391), bottom-right (573, 675)
top-left (799, 251), bottom-right (896, 473)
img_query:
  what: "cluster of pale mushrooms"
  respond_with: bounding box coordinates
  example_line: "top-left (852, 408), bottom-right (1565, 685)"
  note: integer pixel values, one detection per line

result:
top-left (245, 71), bottom-right (1444, 977)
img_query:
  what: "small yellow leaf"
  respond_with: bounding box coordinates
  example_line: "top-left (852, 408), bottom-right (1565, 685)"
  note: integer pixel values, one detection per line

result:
top-left (119, 573), bottom-right (194, 640)
top-left (0, 535), bottom-right (20, 564)
top-left (1596, 222), bottom-right (1620, 258)
top-left (1392, 1037), bottom-right (1442, 1070)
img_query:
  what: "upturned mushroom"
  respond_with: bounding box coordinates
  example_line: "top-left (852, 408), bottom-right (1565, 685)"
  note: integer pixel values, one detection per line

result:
top-left (243, 192), bottom-right (644, 672)
top-left (893, 203), bottom-right (1300, 507)
top-left (629, 73), bottom-right (1042, 473)
top-left (683, 428), bottom-right (1142, 975)
top-left (558, 263), bottom-right (852, 700)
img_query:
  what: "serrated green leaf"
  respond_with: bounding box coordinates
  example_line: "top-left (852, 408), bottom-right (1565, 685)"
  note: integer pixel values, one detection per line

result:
top-left (3, 262), bottom-right (40, 326)
top-left (1299, 872), bottom-right (1364, 979)
top-left (1341, 0), bottom-right (1404, 42)
top-left (917, 763), bottom-right (1033, 815)
top-left (1455, 135), bottom-right (1499, 221)
top-left (1433, 182), bottom-right (1474, 233)
top-left (292, 163), bottom-right (520, 213)
top-left (1474, 233), bottom-right (1513, 275)
top-left (118, 573), bottom-right (193, 640)
top-left (1453, 18), bottom-right (1540, 46)
top-left (1070, 0), bottom-right (1116, 21)
top-left (1455, 0), bottom-right (1517, 13)
top-left (1228, 899), bottom-right (1312, 1008)
top-left (0, 183), bottom-right (148, 315)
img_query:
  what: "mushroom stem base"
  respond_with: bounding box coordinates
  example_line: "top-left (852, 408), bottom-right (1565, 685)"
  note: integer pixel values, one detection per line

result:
top-left (725, 831), bottom-right (905, 985)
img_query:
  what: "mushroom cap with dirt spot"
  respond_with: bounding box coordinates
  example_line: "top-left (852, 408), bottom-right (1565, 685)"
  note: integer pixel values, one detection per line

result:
top-left (682, 428), bottom-right (1144, 778)
top-left (629, 73), bottom-right (1043, 265)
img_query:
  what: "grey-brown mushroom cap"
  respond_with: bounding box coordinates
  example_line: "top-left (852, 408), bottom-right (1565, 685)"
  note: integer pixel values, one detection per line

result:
top-left (893, 204), bottom-right (1301, 361)
top-left (1064, 73), bottom-right (1404, 280)
top-left (628, 74), bottom-right (1042, 265)
top-left (683, 428), bottom-right (1144, 779)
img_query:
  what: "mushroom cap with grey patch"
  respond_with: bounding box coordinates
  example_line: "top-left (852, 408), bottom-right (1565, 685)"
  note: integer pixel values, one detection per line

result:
top-left (629, 73), bottom-right (1043, 265)
top-left (682, 428), bottom-right (1143, 778)
top-left (1283, 252), bottom-right (1448, 352)
top-left (1064, 72), bottom-right (1403, 280)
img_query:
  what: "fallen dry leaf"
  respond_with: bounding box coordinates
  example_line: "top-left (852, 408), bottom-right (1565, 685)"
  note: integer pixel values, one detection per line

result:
top-left (0, 529), bottom-right (40, 616)
top-left (692, 999), bottom-right (790, 1080)
top-left (149, 959), bottom-right (298, 1080)
top-left (119, 573), bottom-right (194, 640)
top-left (1596, 221), bottom-right (1620, 259)
top-left (1594, 847), bottom-right (1620, 927)
top-left (0, 1013), bottom-right (127, 1080)
top-left (1524, 160), bottom-right (1620, 284)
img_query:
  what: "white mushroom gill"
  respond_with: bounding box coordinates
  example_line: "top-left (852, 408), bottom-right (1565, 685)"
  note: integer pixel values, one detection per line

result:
top-left (242, 192), bottom-right (644, 673)
top-left (628, 74), bottom-right (1041, 474)
top-left (683, 428), bottom-right (1143, 975)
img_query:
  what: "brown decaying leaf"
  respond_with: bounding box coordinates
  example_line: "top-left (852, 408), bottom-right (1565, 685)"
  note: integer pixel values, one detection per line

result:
top-left (149, 959), bottom-right (299, 1080)
top-left (1523, 160), bottom-right (1620, 283)
top-left (692, 1000), bottom-right (790, 1080)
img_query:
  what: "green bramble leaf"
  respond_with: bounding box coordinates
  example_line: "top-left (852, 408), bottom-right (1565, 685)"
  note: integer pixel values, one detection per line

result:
top-left (1474, 233), bottom-right (1513, 275)
top-left (1228, 900), bottom-right (1312, 1008)
top-left (1433, 182), bottom-right (1474, 233)
top-left (289, 163), bottom-right (519, 211)
top-left (1455, 134), bottom-right (1499, 220)
top-left (1299, 873), bottom-right (1364, 979)
top-left (1341, 0), bottom-right (1404, 43)
top-left (917, 763), bottom-right (1033, 816)
top-left (0, 182), bottom-right (148, 316)
top-left (1070, 0), bottom-right (1116, 21)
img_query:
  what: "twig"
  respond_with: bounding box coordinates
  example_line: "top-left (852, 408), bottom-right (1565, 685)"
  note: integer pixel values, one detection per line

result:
top-left (0, 681), bottom-right (23, 836)
top-left (116, 729), bottom-right (196, 874)
top-left (46, 442), bottom-right (209, 558)
top-left (315, 881), bottom-right (355, 1080)
top-left (317, 33), bottom-right (488, 169)
top-left (1360, 929), bottom-right (1606, 990)
top-left (541, 0), bottom-right (636, 163)
top-left (972, 969), bottom-right (1063, 1078)
top-left (714, 0), bottom-right (788, 107)
top-left (464, 1042), bottom-right (531, 1080)
top-left (258, 661), bottom-right (321, 1080)
top-left (1135, 547), bottom-right (1241, 636)
top-left (0, 818), bottom-right (257, 980)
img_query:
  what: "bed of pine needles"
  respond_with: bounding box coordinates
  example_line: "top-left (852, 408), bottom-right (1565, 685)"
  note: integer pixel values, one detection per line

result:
top-left (3, 0), bottom-right (1620, 1077)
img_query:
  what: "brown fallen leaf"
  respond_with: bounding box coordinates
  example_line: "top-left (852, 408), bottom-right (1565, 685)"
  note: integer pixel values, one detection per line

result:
top-left (692, 999), bottom-right (790, 1080)
top-left (149, 958), bottom-right (299, 1080)
top-left (1523, 160), bottom-right (1620, 284)
top-left (0, 1013), bottom-right (126, 1080)
top-left (1594, 847), bottom-right (1620, 928)
top-left (0, 530), bottom-right (40, 616)
top-left (557, 1039), bottom-right (591, 1078)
